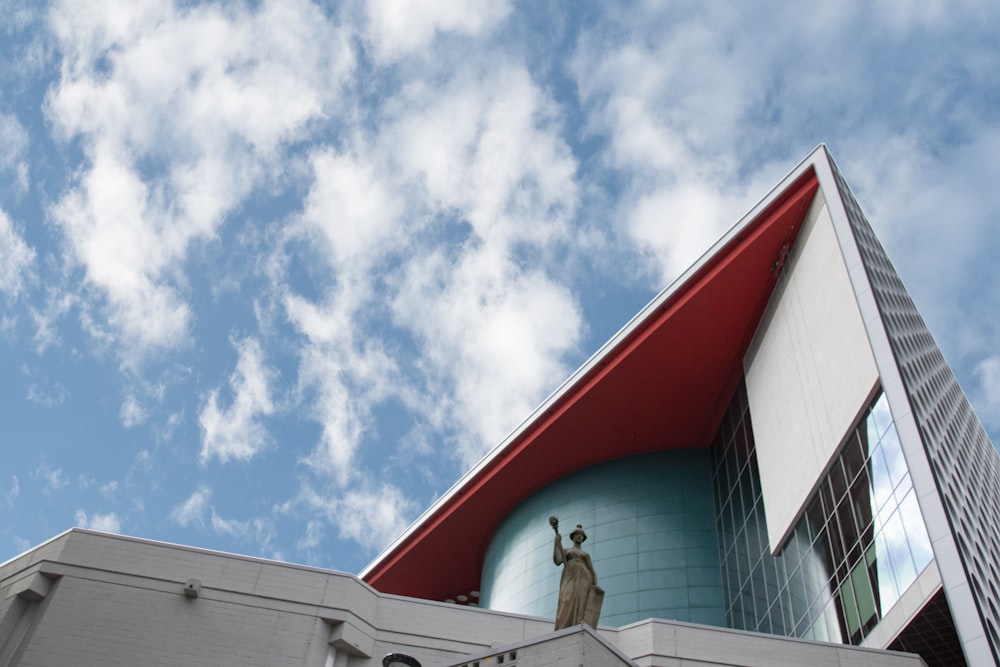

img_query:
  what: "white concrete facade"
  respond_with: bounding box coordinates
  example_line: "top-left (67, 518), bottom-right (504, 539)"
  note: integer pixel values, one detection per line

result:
top-left (0, 530), bottom-right (924, 667)
top-left (745, 194), bottom-right (880, 551)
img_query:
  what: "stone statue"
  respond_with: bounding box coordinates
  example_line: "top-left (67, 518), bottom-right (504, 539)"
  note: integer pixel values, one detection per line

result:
top-left (550, 516), bottom-right (604, 629)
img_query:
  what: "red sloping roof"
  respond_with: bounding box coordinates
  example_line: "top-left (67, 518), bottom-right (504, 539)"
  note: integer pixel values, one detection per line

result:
top-left (363, 168), bottom-right (820, 602)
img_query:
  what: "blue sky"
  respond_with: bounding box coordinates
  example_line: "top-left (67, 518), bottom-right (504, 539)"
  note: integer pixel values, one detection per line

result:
top-left (1, 1), bottom-right (998, 573)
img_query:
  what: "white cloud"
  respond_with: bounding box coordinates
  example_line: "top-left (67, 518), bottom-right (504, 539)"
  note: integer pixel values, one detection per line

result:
top-left (74, 509), bottom-right (122, 533)
top-left (51, 146), bottom-right (190, 353)
top-left (296, 520), bottom-right (323, 551)
top-left (199, 337), bottom-right (276, 464)
top-left (296, 480), bottom-right (416, 552)
top-left (840, 131), bottom-right (1000, 406)
top-left (286, 293), bottom-right (397, 481)
top-left (29, 290), bottom-right (76, 354)
top-left (570, 15), bottom-right (801, 284)
top-left (0, 1), bottom-right (37, 33)
top-left (302, 150), bottom-right (403, 269)
top-left (0, 314), bottom-right (15, 339)
top-left (569, 1), bottom-right (1000, 302)
top-left (266, 58), bottom-right (582, 488)
top-left (872, 0), bottom-right (991, 32)
top-left (99, 480), bottom-right (119, 499)
top-left (134, 449), bottom-right (153, 471)
top-left (26, 380), bottom-right (68, 407)
top-left (46, 0), bottom-right (354, 360)
top-left (119, 394), bottom-right (148, 428)
top-left (210, 510), bottom-right (259, 538)
top-left (281, 150), bottom-right (403, 481)
top-left (285, 59), bottom-right (581, 478)
top-left (0, 112), bottom-right (29, 191)
top-left (0, 209), bottom-right (34, 298)
top-left (394, 251), bottom-right (581, 465)
top-left (209, 510), bottom-right (245, 536)
top-left (365, 0), bottom-right (510, 62)
top-left (155, 411), bottom-right (184, 445)
top-left (169, 485), bottom-right (211, 528)
top-left (386, 65), bottom-right (577, 248)
top-left (333, 484), bottom-right (415, 551)
top-left (627, 184), bottom-right (733, 283)
top-left (975, 356), bottom-right (1000, 433)
top-left (170, 482), bottom-right (277, 555)
top-left (207, 509), bottom-right (279, 559)
top-left (33, 463), bottom-right (67, 493)
top-left (1, 475), bottom-right (18, 508)
top-left (376, 63), bottom-right (583, 464)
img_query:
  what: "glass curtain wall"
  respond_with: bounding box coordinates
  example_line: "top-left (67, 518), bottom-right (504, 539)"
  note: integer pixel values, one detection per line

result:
top-left (713, 380), bottom-right (934, 644)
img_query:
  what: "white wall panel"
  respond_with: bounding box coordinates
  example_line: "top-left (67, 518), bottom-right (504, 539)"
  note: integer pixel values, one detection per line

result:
top-left (745, 195), bottom-right (879, 552)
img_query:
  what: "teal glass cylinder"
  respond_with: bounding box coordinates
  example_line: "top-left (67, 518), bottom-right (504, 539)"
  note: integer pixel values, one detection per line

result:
top-left (479, 450), bottom-right (725, 627)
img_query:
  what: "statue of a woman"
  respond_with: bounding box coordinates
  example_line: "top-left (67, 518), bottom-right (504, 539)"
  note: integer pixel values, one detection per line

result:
top-left (550, 516), bottom-right (603, 629)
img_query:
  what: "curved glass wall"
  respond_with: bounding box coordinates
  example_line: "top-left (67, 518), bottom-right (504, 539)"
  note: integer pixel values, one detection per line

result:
top-left (479, 450), bottom-right (725, 628)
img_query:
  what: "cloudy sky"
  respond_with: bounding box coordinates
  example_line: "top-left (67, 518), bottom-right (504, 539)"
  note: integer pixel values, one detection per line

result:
top-left (1, 0), bottom-right (998, 571)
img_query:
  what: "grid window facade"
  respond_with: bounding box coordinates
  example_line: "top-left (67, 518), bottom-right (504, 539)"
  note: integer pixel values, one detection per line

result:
top-left (832, 157), bottom-right (1000, 663)
top-left (713, 381), bottom-right (934, 645)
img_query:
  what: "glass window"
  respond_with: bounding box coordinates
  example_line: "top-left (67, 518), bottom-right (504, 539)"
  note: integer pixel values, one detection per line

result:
top-left (849, 467), bottom-right (873, 533)
top-left (870, 443), bottom-right (895, 516)
top-left (873, 527), bottom-right (901, 609)
top-left (898, 489), bottom-right (933, 573)
top-left (805, 499), bottom-right (824, 545)
top-left (869, 393), bottom-right (893, 442)
top-left (841, 431), bottom-right (866, 484)
top-left (850, 560), bottom-right (878, 635)
top-left (840, 577), bottom-right (862, 639)
top-left (829, 458), bottom-right (847, 501)
top-left (883, 509), bottom-right (917, 596)
top-left (713, 386), bottom-right (933, 647)
top-left (879, 425), bottom-right (908, 489)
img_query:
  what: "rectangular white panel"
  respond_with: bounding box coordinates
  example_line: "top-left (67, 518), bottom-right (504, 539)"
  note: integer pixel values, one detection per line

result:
top-left (745, 194), bottom-right (879, 553)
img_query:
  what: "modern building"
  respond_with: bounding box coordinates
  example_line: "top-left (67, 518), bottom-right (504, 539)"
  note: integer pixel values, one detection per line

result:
top-left (360, 146), bottom-right (1000, 667)
top-left (3, 146), bottom-right (997, 667)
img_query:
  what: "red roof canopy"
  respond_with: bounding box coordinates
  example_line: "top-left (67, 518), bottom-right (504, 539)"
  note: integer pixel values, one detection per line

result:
top-left (362, 168), bottom-right (820, 602)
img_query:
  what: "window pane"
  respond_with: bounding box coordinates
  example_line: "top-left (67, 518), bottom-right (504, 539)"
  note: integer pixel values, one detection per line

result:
top-left (880, 425), bottom-right (908, 489)
top-left (869, 394), bottom-right (893, 442)
top-left (883, 509), bottom-right (918, 597)
top-left (898, 489), bottom-right (934, 573)
top-left (869, 444), bottom-right (894, 514)
top-left (874, 530), bottom-right (901, 609)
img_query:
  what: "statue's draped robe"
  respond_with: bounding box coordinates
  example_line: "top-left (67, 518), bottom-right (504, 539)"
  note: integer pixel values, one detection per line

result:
top-left (555, 548), bottom-right (593, 629)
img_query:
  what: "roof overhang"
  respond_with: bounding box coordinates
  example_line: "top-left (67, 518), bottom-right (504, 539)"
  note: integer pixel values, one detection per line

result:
top-left (361, 151), bottom-right (825, 602)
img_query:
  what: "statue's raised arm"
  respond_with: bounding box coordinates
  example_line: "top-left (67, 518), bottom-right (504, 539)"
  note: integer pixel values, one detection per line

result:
top-left (550, 516), bottom-right (565, 565)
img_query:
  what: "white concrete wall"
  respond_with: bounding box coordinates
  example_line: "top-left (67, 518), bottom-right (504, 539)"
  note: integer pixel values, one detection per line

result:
top-left (611, 618), bottom-right (922, 667)
top-left (0, 530), bottom-right (551, 667)
top-left (1, 530), bottom-right (925, 667)
top-left (745, 195), bottom-right (879, 552)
